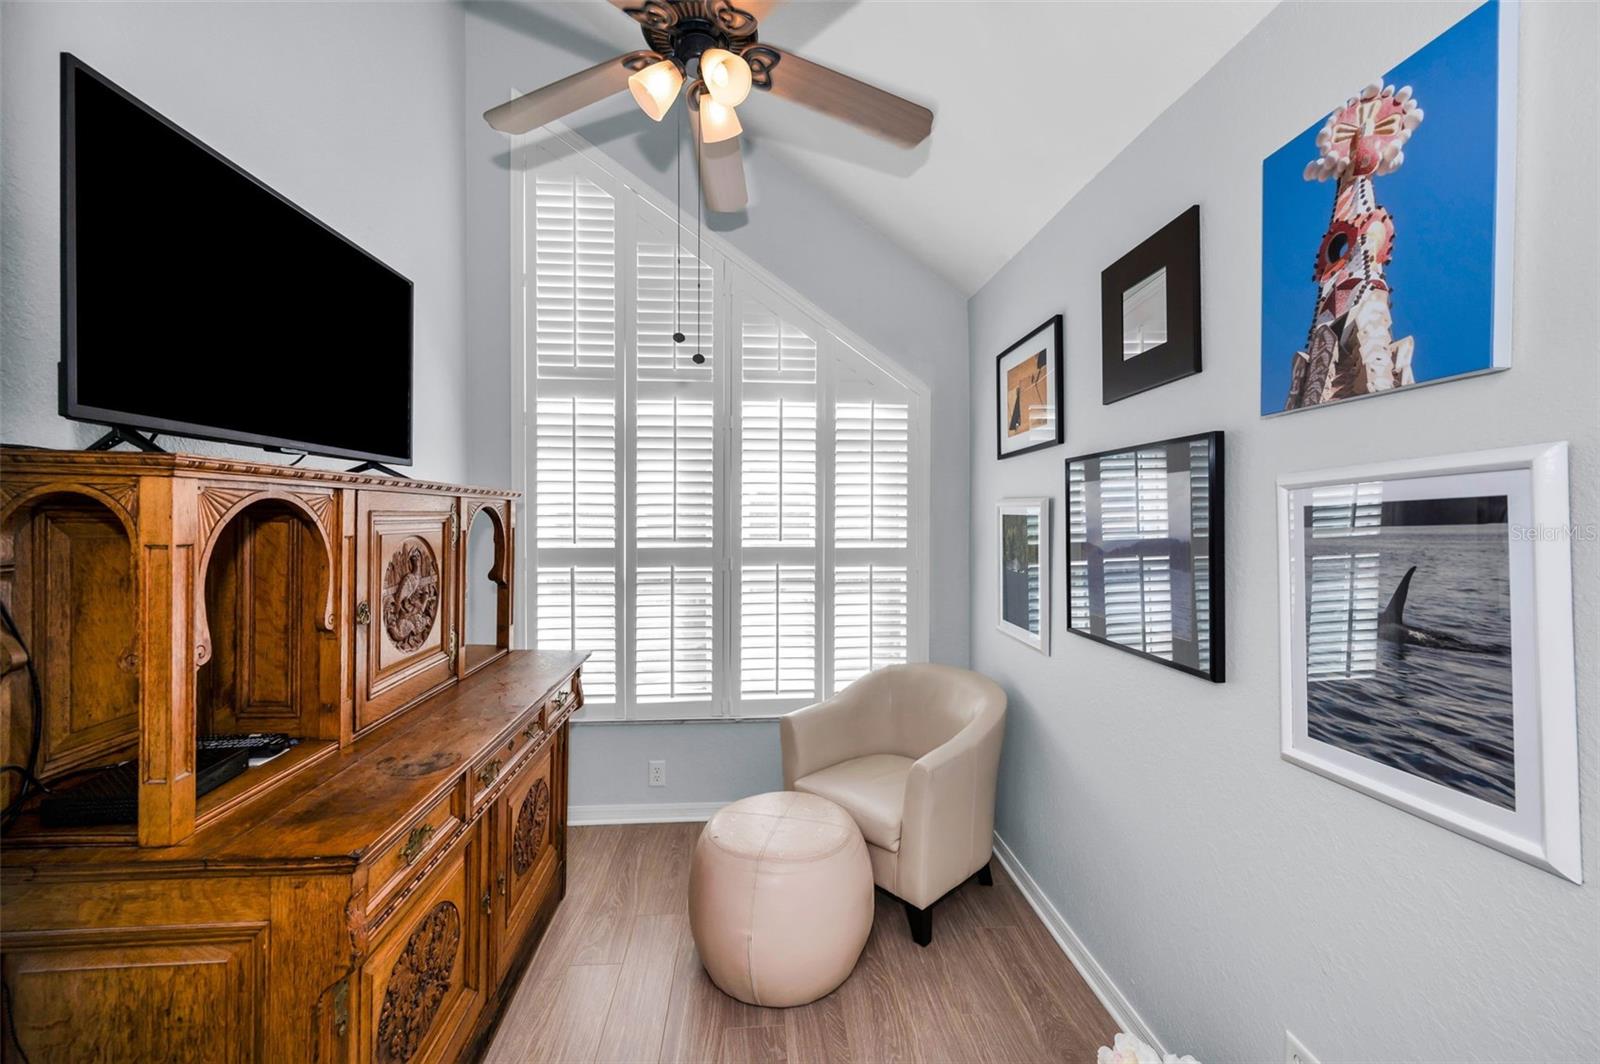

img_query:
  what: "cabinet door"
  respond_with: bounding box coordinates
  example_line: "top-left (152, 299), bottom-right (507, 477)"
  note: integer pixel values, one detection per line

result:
top-left (493, 741), bottom-right (558, 982)
top-left (359, 830), bottom-right (483, 1064)
top-left (355, 492), bottom-right (459, 733)
top-left (1, 925), bottom-right (267, 1062)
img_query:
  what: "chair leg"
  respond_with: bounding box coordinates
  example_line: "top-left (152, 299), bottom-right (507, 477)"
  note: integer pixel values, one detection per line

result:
top-left (903, 900), bottom-right (933, 947)
top-left (976, 861), bottom-right (993, 887)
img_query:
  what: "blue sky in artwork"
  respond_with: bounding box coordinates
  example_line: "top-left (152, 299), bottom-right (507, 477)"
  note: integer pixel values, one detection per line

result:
top-left (1259, 0), bottom-right (1503, 414)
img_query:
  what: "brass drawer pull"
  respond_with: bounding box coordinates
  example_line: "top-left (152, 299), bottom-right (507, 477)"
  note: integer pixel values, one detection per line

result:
top-left (497, 872), bottom-right (507, 897)
top-left (522, 721), bottom-right (540, 740)
top-left (355, 601), bottom-right (371, 626)
top-left (481, 889), bottom-right (492, 916)
top-left (476, 759), bottom-right (502, 788)
top-left (399, 823), bottom-right (436, 866)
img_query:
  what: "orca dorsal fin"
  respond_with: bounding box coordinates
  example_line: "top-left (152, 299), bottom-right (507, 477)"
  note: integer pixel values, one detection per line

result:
top-left (1381, 565), bottom-right (1418, 626)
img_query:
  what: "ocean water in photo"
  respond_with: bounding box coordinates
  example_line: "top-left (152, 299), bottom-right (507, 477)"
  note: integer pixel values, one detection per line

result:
top-left (1306, 524), bottom-right (1514, 809)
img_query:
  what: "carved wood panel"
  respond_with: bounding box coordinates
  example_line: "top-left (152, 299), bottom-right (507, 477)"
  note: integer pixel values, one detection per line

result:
top-left (9, 499), bottom-right (140, 780)
top-left (374, 901), bottom-right (461, 1064)
top-left (512, 777), bottom-right (550, 875)
top-left (356, 493), bottom-right (458, 734)
top-left (1, 924), bottom-right (266, 1063)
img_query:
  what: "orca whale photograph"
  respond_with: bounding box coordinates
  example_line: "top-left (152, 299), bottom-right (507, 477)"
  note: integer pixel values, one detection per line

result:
top-left (1302, 494), bottom-right (1514, 809)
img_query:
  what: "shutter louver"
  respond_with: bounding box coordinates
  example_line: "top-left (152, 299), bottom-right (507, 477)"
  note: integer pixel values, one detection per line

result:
top-left (741, 305), bottom-right (817, 384)
top-left (740, 564), bottom-right (817, 699)
top-left (740, 399), bottom-right (817, 547)
top-left (534, 175), bottom-right (616, 378)
top-left (637, 397), bottom-right (715, 546)
top-left (534, 395), bottom-right (616, 548)
top-left (1068, 461), bottom-right (1091, 629)
top-left (637, 235), bottom-right (714, 381)
top-left (635, 565), bottom-right (715, 702)
top-left (835, 401), bottom-right (909, 548)
top-left (833, 563), bottom-right (908, 691)
top-left (534, 566), bottom-right (617, 699)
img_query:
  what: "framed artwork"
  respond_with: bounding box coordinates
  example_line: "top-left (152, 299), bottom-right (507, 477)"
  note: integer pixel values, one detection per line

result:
top-left (1261, 0), bottom-right (1518, 415)
top-left (997, 498), bottom-right (1051, 654)
top-left (995, 315), bottom-right (1064, 459)
top-left (1101, 205), bottom-right (1201, 404)
top-left (1065, 431), bottom-right (1223, 681)
top-left (1278, 443), bottom-right (1579, 882)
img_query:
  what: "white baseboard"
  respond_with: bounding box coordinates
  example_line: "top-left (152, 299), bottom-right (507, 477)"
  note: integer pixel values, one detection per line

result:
top-left (992, 831), bottom-right (1166, 1057)
top-left (568, 801), bottom-right (721, 825)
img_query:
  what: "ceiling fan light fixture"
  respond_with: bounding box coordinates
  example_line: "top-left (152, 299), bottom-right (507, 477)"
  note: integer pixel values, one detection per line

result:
top-left (629, 59), bottom-right (683, 121)
top-left (699, 97), bottom-right (743, 144)
top-left (699, 48), bottom-right (752, 107)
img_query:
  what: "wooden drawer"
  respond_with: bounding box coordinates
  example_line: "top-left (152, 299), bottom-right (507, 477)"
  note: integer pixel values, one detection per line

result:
top-left (492, 741), bottom-right (559, 983)
top-left (365, 785), bottom-right (463, 919)
top-left (355, 491), bottom-right (459, 734)
top-left (466, 707), bottom-right (545, 811)
top-left (359, 828), bottom-right (483, 1064)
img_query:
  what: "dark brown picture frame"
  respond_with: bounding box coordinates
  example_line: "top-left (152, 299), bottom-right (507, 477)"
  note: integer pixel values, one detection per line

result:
top-left (1101, 205), bottom-right (1201, 404)
top-left (995, 314), bottom-right (1065, 460)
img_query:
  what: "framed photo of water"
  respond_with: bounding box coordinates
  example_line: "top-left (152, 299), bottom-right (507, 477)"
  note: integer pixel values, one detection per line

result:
top-left (1064, 432), bottom-right (1224, 681)
top-left (996, 499), bottom-right (1051, 654)
top-left (1277, 443), bottom-right (1580, 882)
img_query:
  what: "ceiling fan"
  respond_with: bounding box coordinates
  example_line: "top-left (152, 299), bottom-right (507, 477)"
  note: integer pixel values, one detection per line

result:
top-left (483, 0), bottom-right (934, 213)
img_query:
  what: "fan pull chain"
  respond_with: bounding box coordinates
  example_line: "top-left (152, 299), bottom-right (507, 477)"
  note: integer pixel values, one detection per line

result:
top-left (693, 120), bottom-right (705, 368)
top-left (672, 104), bottom-right (684, 346)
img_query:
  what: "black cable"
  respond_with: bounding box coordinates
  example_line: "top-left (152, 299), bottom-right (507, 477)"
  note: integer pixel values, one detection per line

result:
top-left (2, 976), bottom-right (31, 1064)
top-left (0, 598), bottom-right (46, 829)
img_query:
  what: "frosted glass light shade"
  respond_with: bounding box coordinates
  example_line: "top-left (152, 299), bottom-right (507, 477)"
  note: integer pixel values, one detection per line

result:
top-left (629, 60), bottom-right (683, 121)
top-left (699, 97), bottom-right (743, 143)
top-left (700, 48), bottom-right (752, 107)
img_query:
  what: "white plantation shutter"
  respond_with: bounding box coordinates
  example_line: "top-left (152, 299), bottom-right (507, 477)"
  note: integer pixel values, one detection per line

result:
top-left (535, 395), bottom-right (616, 548)
top-left (740, 564), bottom-right (817, 698)
top-left (835, 401), bottom-right (909, 547)
top-left (535, 567), bottom-right (617, 698)
top-left (636, 209), bottom-right (714, 382)
top-left (520, 139), bottom-right (925, 719)
top-left (636, 397), bottom-right (716, 546)
top-left (740, 400), bottom-right (817, 547)
top-left (534, 174), bottom-right (616, 378)
top-left (1068, 461), bottom-right (1091, 630)
top-left (1103, 555), bottom-right (1173, 656)
top-left (635, 565), bottom-right (715, 702)
top-left (1305, 483), bottom-right (1385, 681)
top-left (833, 564), bottom-right (909, 689)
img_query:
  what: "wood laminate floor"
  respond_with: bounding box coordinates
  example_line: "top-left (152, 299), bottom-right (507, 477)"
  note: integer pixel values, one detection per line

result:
top-left (483, 822), bottom-right (1118, 1063)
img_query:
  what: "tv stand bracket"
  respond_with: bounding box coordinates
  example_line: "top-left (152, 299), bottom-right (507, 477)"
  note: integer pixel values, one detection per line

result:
top-left (85, 426), bottom-right (165, 453)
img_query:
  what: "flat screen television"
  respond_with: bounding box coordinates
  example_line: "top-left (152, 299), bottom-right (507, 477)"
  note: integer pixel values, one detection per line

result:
top-left (59, 54), bottom-right (413, 466)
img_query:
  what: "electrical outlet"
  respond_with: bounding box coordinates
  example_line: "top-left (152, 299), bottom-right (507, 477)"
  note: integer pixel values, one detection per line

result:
top-left (1285, 1031), bottom-right (1321, 1064)
top-left (648, 760), bottom-right (666, 788)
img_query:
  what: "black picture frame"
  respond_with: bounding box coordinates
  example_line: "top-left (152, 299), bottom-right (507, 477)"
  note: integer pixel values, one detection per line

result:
top-left (1101, 205), bottom-right (1201, 405)
top-left (995, 314), bottom-right (1065, 460)
top-left (1063, 430), bottom-right (1225, 682)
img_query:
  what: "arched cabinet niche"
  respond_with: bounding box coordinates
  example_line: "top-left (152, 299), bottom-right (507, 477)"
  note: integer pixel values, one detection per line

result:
top-left (459, 499), bottom-right (513, 678)
top-left (192, 492), bottom-right (341, 822)
top-left (0, 488), bottom-right (139, 806)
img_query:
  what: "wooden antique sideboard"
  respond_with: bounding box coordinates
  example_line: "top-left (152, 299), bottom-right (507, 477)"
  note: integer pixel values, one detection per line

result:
top-left (0, 448), bottom-right (584, 1062)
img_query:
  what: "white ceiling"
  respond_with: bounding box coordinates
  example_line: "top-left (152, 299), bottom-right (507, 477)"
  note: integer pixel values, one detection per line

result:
top-left (551, 0), bottom-right (1276, 295)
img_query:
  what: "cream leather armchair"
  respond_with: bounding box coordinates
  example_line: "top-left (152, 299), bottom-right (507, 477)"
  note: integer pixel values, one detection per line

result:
top-left (780, 664), bottom-right (1006, 946)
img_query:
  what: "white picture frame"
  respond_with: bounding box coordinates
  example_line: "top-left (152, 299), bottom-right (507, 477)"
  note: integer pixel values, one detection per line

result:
top-left (1277, 443), bottom-right (1579, 882)
top-left (997, 498), bottom-right (1051, 654)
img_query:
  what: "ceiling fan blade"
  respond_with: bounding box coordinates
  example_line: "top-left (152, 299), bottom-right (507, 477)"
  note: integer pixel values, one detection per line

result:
top-left (483, 53), bottom-right (644, 134)
top-left (750, 44), bottom-right (932, 148)
top-left (688, 102), bottom-right (749, 213)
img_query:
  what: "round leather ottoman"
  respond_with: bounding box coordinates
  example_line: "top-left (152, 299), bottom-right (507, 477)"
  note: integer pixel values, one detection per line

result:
top-left (688, 791), bottom-right (873, 1007)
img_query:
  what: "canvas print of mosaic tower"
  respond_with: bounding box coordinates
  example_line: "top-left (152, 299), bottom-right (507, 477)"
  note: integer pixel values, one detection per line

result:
top-left (1284, 82), bottom-right (1424, 408)
top-left (1260, 0), bottom-right (1516, 416)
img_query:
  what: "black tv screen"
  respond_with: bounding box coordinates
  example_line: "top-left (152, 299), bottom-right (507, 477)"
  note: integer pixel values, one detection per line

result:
top-left (60, 54), bottom-right (413, 465)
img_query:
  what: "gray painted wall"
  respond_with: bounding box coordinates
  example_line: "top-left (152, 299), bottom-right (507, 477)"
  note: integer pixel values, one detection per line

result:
top-left (0, 1), bottom-right (470, 483)
top-left (968, 2), bottom-right (1599, 1061)
top-left (461, 2), bottom-right (970, 808)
